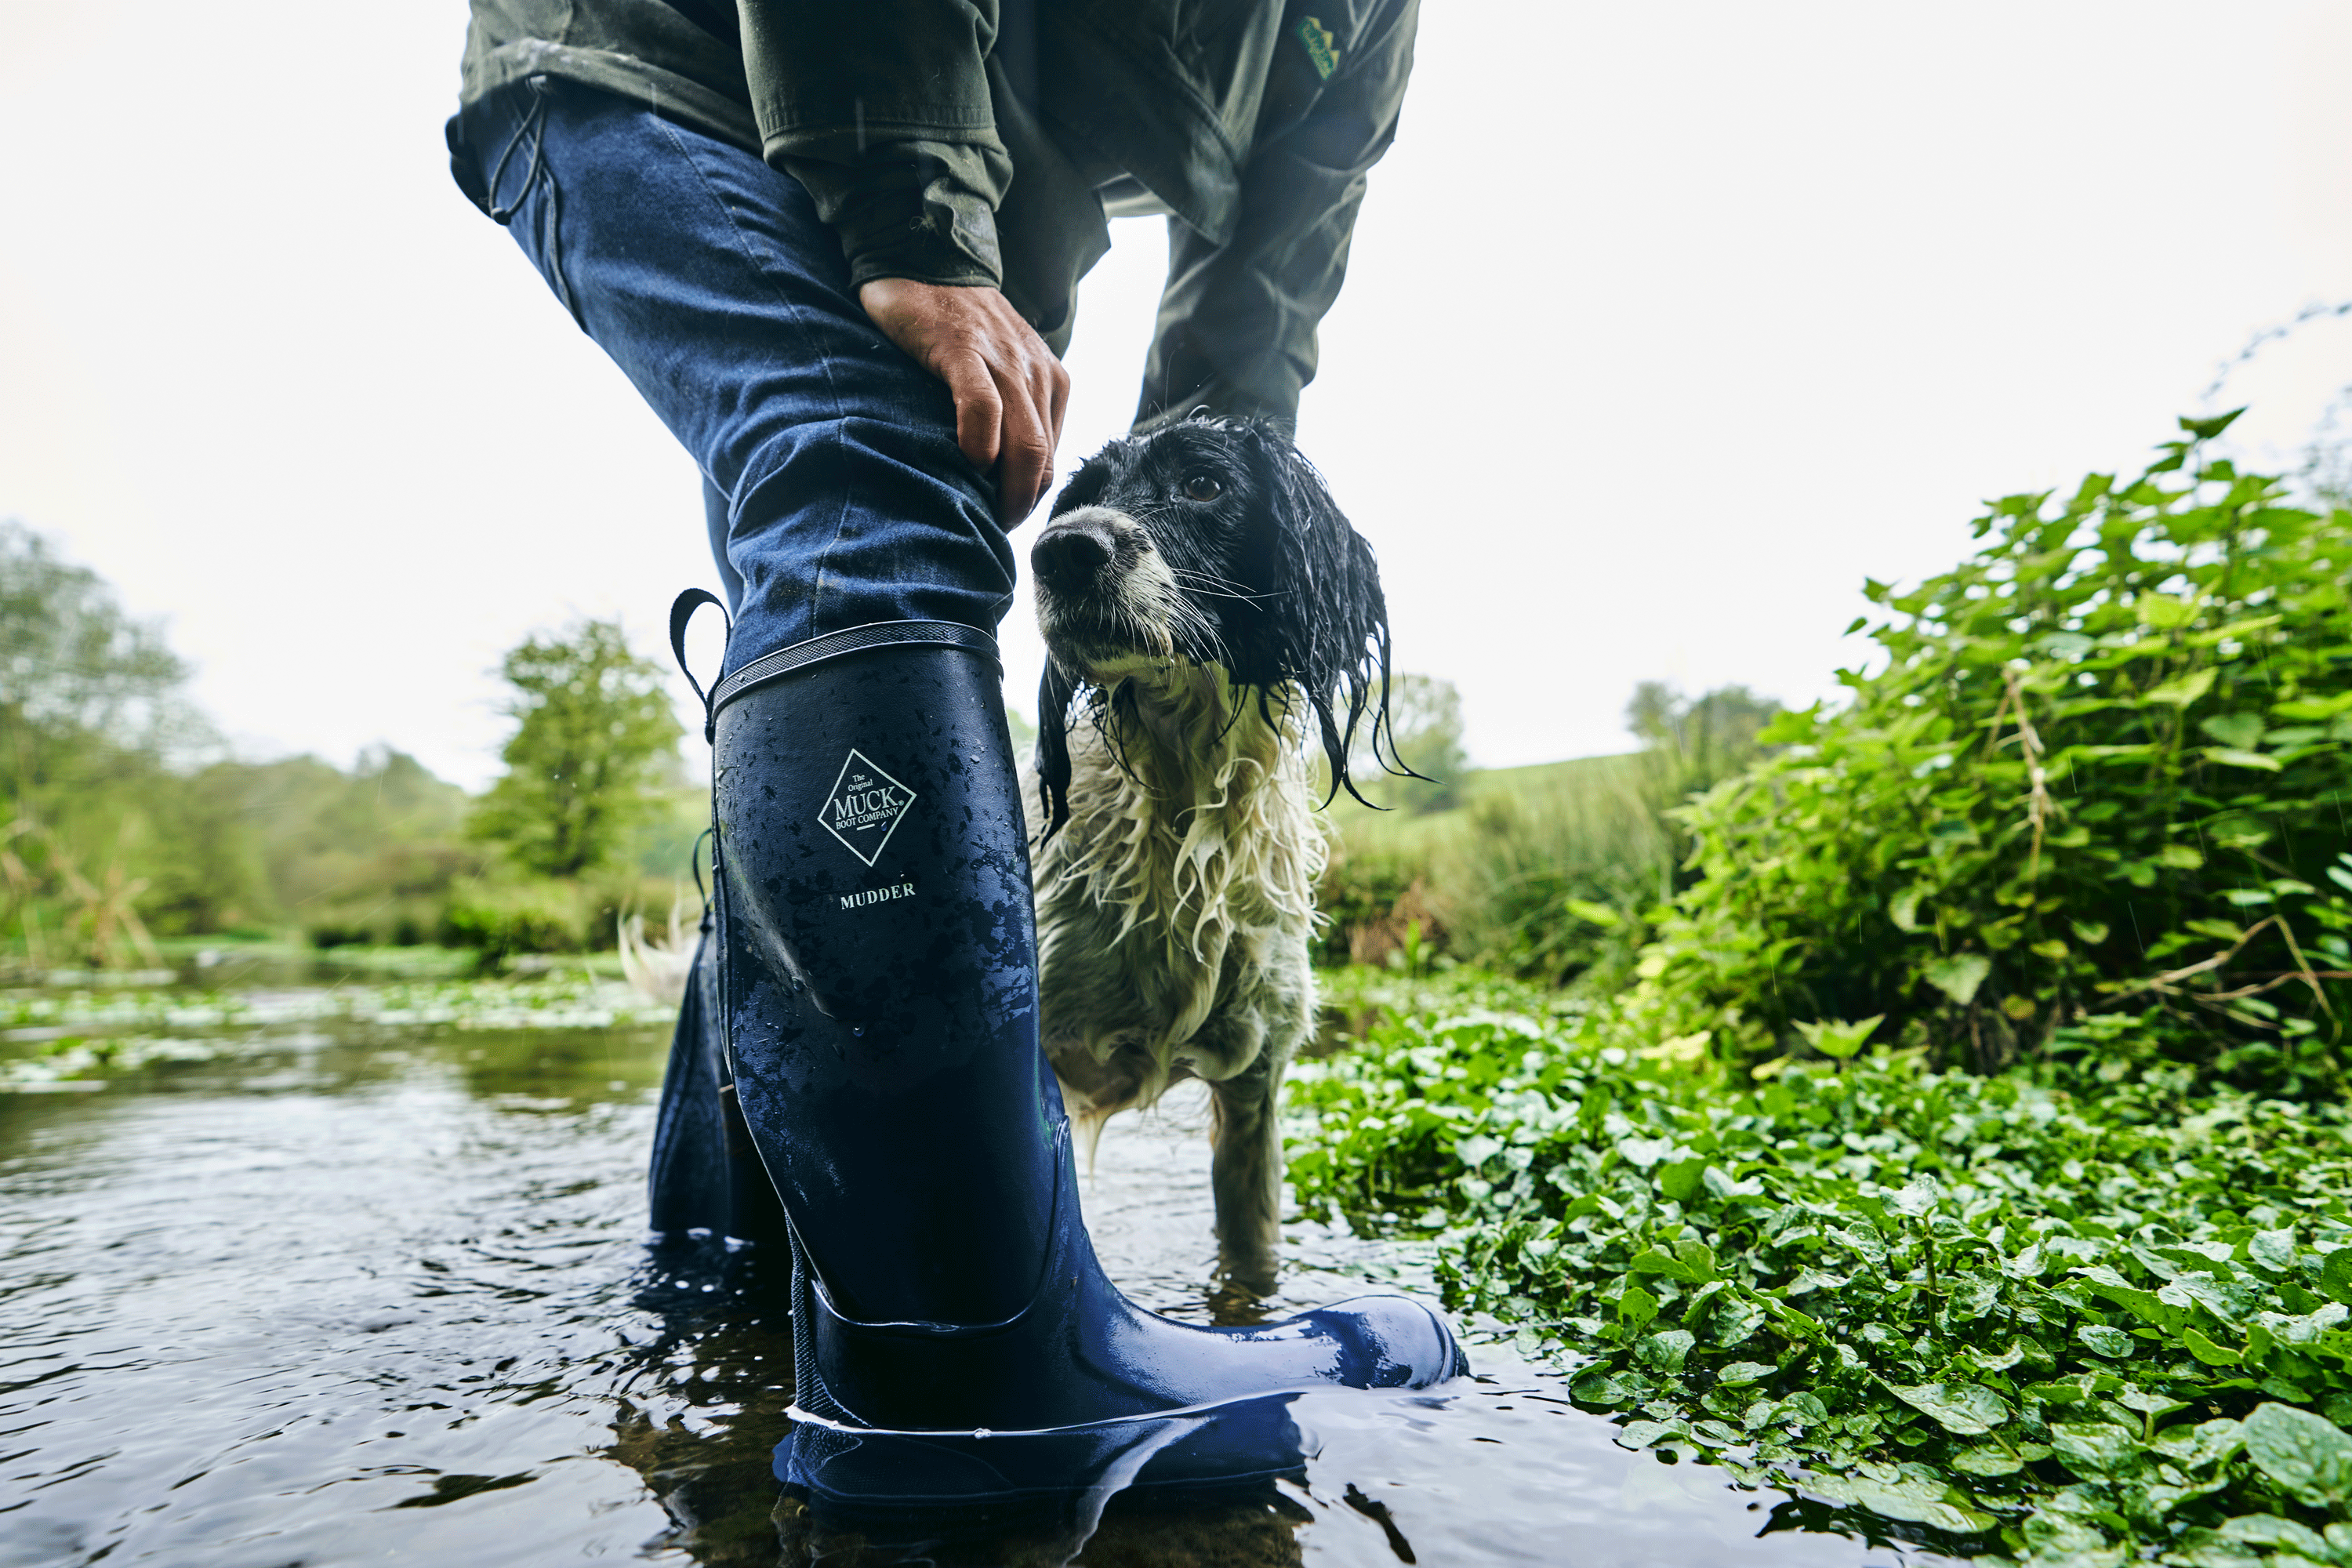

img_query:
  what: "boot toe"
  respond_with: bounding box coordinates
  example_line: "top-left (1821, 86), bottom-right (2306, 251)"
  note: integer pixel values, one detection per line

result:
top-left (1308, 1295), bottom-right (1469, 1388)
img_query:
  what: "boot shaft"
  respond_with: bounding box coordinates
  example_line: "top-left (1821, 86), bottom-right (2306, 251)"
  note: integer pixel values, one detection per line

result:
top-left (711, 633), bottom-right (1060, 1328)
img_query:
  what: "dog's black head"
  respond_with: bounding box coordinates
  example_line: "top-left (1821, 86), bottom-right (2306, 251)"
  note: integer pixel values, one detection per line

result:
top-left (1028, 416), bottom-right (1410, 837)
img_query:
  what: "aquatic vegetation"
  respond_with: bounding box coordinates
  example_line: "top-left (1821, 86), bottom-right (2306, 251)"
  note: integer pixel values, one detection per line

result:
top-left (1287, 972), bottom-right (2352, 1566)
top-left (0, 975), bottom-right (677, 1088)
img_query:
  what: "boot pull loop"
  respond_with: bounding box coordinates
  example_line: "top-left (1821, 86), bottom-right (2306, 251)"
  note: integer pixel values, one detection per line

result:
top-left (690, 826), bottom-right (713, 918)
top-left (669, 588), bottom-right (731, 740)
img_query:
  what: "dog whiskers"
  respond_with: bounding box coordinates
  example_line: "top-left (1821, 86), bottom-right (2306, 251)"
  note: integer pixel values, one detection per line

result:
top-left (1167, 567), bottom-right (1282, 604)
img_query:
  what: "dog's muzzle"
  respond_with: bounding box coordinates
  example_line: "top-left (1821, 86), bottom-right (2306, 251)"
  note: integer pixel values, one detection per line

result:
top-left (1032, 506), bottom-right (1184, 672)
top-left (1030, 509), bottom-right (1127, 597)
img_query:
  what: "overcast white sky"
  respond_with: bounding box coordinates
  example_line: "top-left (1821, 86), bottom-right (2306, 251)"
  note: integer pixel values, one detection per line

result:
top-left (5, 2), bottom-right (2351, 789)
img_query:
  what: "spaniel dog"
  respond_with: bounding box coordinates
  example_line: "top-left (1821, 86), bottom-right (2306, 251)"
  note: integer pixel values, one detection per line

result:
top-left (1024, 416), bottom-right (1409, 1295)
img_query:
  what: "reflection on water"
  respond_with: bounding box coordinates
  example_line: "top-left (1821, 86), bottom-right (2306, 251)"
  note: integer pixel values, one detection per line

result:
top-left (0, 967), bottom-right (1969, 1566)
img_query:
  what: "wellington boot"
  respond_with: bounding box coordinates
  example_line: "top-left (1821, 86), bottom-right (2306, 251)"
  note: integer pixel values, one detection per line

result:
top-left (699, 618), bottom-right (1466, 1436)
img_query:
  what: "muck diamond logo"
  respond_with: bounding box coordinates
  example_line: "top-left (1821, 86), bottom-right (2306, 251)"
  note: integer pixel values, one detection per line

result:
top-left (818, 749), bottom-right (917, 867)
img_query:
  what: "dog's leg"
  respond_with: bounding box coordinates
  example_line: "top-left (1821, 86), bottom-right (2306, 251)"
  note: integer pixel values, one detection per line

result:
top-left (1047, 1044), bottom-right (1145, 1181)
top-left (1206, 1047), bottom-right (1284, 1295)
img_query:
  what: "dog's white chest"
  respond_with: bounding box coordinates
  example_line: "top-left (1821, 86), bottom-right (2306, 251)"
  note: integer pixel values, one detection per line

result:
top-left (1022, 693), bottom-right (1322, 1091)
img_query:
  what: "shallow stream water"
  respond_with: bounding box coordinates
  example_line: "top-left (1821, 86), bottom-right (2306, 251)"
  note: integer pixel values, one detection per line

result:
top-left (2, 960), bottom-right (1970, 1566)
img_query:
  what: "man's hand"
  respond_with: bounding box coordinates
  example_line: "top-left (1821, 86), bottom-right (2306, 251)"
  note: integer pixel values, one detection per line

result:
top-left (859, 279), bottom-right (1069, 525)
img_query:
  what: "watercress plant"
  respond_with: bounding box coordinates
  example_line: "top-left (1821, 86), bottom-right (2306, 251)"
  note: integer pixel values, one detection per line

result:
top-left (1287, 973), bottom-right (2352, 1567)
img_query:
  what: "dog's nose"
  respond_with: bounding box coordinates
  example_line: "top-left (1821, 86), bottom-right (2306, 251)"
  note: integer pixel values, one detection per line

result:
top-left (1031, 521), bottom-right (1115, 593)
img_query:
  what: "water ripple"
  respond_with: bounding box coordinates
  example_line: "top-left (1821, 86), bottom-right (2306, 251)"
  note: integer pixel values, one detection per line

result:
top-left (0, 984), bottom-right (1962, 1567)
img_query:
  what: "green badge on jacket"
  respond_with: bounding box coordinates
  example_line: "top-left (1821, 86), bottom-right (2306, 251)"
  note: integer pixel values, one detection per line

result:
top-left (1297, 16), bottom-right (1339, 80)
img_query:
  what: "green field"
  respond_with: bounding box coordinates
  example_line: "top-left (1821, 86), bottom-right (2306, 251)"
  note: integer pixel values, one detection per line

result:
top-left (1326, 751), bottom-right (1649, 860)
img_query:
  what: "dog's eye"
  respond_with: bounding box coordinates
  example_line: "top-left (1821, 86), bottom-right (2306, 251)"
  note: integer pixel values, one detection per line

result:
top-left (1182, 474), bottom-right (1223, 503)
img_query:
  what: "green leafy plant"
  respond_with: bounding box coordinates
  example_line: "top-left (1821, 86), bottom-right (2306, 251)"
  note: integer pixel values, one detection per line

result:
top-left (1314, 848), bottom-right (1427, 967)
top-left (1638, 416), bottom-right (2350, 1087)
top-left (1287, 973), bottom-right (2352, 1566)
top-left (1791, 1013), bottom-right (1884, 1067)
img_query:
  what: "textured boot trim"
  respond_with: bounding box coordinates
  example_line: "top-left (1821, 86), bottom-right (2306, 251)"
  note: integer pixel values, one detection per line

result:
top-left (710, 620), bottom-right (1000, 724)
top-left (806, 1120), bottom-right (1073, 1340)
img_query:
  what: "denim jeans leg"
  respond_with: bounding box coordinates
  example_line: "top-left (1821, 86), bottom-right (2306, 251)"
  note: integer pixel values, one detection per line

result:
top-left (700, 476), bottom-right (746, 615)
top-left (463, 81), bottom-right (1016, 676)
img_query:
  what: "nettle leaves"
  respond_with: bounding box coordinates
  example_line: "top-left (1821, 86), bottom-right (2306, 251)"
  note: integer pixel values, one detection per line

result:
top-left (1639, 423), bottom-right (2352, 1087)
top-left (1286, 970), bottom-right (2352, 1565)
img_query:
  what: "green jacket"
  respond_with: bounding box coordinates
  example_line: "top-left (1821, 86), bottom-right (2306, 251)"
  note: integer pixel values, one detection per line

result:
top-left (451, 0), bottom-right (1417, 426)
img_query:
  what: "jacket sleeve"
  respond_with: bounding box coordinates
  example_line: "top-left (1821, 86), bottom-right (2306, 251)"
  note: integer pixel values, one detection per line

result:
top-left (1134, 0), bottom-right (1419, 430)
top-left (738, 0), bottom-right (1012, 289)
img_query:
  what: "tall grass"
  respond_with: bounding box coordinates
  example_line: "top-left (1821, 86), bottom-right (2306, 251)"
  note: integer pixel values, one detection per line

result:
top-left (1318, 687), bottom-right (1777, 988)
top-left (1440, 753), bottom-right (1675, 989)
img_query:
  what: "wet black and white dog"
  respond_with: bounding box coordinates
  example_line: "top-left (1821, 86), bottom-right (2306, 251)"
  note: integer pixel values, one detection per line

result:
top-left (1025, 416), bottom-right (1408, 1294)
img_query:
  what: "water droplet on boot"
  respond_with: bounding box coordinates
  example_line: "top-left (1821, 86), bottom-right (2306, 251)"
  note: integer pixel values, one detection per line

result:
top-left (851, 1025), bottom-right (864, 1038)
top-left (973, 1427), bottom-right (991, 1439)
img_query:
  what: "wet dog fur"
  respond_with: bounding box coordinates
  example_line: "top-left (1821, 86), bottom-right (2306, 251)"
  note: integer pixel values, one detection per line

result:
top-left (1022, 416), bottom-right (1408, 1294)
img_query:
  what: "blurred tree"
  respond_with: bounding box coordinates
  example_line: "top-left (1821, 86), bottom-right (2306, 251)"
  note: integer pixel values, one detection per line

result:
top-left (0, 521), bottom-right (513, 957)
top-left (1, 521), bottom-right (214, 961)
top-left (470, 620), bottom-right (684, 880)
top-left (1627, 681), bottom-right (1779, 772)
top-left (1373, 673), bottom-right (1468, 813)
top-left (1322, 672), bottom-right (1468, 813)
top-left (0, 521), bottom-right (196, 753)
top-left (146, 747), bottom-right (477, 942)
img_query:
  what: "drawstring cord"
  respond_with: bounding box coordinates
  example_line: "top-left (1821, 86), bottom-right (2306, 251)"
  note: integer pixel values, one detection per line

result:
top-left (485, 78), bottom-right (583, 328)
top-left (483, 81), bottom-right (549, 224)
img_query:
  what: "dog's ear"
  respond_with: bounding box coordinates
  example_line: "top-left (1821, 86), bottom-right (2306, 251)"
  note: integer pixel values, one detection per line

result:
top-left (1247, 423), bottom-right (1422, 808)
top-left (1033, 659), bottom-right (1080, 842)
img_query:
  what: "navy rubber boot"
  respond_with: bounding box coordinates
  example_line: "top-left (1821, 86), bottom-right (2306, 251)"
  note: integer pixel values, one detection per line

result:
top-left (644, 921), bottom-right (791, 1266)
top-left (700, 619), bottom-right (1465, 1437)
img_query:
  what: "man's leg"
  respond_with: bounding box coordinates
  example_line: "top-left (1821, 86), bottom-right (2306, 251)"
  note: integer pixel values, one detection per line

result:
top-left (463, 76), bottom-right (1014, 667)
top-left (460, 78), bottom-right (1462, 1434)
top-left (700, 478), bottom-right (746, 615)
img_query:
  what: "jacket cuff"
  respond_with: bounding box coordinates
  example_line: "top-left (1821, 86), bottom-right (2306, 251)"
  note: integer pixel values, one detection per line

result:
top-left (1132, 374), bottom-right (1294, 434)
top-left (829, 178), bottom-right (1004, 291)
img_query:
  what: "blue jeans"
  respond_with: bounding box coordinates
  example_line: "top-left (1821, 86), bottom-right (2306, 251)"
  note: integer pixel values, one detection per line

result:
top-left (460, 78), bottom-right (1018, 675)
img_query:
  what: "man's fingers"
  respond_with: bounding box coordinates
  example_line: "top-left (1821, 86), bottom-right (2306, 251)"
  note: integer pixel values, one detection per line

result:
top-left (939, 350), bottom-right (1003, 473)
top-left (997, 369), bottom-right (1054, 523)
top-left (1024, 355), bottom-right (1068, 464)
top-left (1007, 355), bottom-right (1065, 521)
top-left (1045, 359), bottom-right (1071, 450)
top-left (855, 281), bottom-right (1073, 520)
